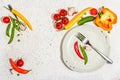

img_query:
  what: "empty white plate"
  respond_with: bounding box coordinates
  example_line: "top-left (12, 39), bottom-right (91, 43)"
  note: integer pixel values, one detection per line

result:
top-left (61, 24), bottom-right (110, 72)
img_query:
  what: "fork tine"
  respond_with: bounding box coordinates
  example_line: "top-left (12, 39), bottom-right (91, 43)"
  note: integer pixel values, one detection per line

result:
top-left (77, 32), bottom-right (85, 41)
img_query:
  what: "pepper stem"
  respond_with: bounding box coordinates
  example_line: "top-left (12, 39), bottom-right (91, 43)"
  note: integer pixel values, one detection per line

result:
top-left (9, 69), bottom-right (13, 74)
top-left (3, 6), bottom-right (10, 11)
top-left (28, 70), bottom-right (32, 72)
top-left (8, 4), bottom-right (12, 11)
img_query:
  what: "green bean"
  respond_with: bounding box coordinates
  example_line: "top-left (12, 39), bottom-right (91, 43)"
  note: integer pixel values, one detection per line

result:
top-left (78, 16), bottom-right (95, 26)
top-left (8, 26), bottom-right (15, 44)
top-left (80, 45), bottom-right (88, 65)
top-left (6, 23), bottom-right (11, 37)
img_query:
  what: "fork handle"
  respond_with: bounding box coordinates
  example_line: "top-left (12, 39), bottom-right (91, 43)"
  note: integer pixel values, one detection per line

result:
top-left (90, 45), bottom-right (113, 64)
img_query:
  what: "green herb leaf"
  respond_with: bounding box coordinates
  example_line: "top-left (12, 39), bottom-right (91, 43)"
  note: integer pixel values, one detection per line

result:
top-left (80, 45), bottom-right (88, 65)
top-left (6, 23), bottom-right (11, 37)
top-left (8, 26), bottom-right (15, 44)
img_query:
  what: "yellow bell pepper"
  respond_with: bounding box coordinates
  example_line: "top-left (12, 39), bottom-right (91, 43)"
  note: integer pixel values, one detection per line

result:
top-left (95, 8), bottom-right (117, 31)
top-left (64, 7), bottom-right (92, 30)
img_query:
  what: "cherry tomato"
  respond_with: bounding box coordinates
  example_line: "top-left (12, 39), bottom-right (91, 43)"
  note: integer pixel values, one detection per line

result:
top-left (2, 16), bottom-right (10, 24)
top-left (61, 17), bottom-right (69, 25)
top-left (53, 14), bottom-right (61, 21)
top-left (16, 59), bottom-right (24, 67)
top-left (90, 8), bottom-right (98, 15)
top-left (59, 9), bottom-right (68, 16)
top-left (55, 22), bottom-right (63, 30)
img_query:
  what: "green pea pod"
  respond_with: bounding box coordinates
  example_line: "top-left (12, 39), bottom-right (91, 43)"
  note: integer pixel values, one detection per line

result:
top-left (78, 16), bottom-right (95, 26)
top-left (11, 16), bottom-right (23, 26)
top-left (8, 26), bottom-right (15, 44)
top-left (11, 17), bottom-right (20, 32)
top-left (15, 19), bottom-right (23, 25)
top-left (6, 23), bottom-right (11, 37)
top-left (10, 17), bottom-right (21, 32)
top-left (14, 20), bottom-right (20, 32)
top-left (80, 45), bottom-right (88, 65)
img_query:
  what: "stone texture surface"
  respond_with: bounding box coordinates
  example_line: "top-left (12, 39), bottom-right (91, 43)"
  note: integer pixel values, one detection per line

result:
top-left (0, 0), bottom-right (120, 80)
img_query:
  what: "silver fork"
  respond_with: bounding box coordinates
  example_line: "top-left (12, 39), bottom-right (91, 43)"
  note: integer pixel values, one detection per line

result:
top-left (77, 32), bottom-right (113, 64)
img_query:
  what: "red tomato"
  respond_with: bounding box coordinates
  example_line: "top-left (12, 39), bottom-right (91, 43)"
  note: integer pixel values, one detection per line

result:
top-left (90, 8), bottom-right (98, 15)
top-left (16, 59), bottom-right (24, 67)
top-left (53, 14), bottom-right (61, 21)
top-left (61, 17), bottom-right (69, 25)
top-left (55, 22), bottom-right (63, 30)
top-left (59, 9), bottom-right (68, 16)
top-left (2, 16), bottom-right (10, 24)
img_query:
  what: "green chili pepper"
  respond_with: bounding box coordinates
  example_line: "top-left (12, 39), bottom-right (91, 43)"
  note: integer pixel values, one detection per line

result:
top-left (6, 23), bottom-right (11, 37)
top-left (80, 45), bottom-right (88, 65)
top-left (8, 26), bottom-right (15, 44)
top-left (78, 16), bottom-right (95, 26)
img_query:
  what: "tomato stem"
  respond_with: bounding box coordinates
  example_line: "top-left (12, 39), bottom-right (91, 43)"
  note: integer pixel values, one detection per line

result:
top-left (28, 70), bottom-right (32, 72)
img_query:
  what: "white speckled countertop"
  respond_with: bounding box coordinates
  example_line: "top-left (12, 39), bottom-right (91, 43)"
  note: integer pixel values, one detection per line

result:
top-left (0, 0), bottom-right (120, 80)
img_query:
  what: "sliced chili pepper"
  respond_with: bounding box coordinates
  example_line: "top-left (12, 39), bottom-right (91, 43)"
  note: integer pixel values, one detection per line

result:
top-left (9, 58), bottom-right (30, 74)
top-left (74, 41), bottom-right (84, 60)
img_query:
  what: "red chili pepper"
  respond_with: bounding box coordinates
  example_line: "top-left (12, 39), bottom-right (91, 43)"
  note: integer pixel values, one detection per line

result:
top-left (9, 58), bottom-right (30, 74)
top-left (74, 41), bottom-right (84, 60)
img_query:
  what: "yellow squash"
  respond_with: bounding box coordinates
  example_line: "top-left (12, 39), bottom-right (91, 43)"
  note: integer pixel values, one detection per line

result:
top-left (64, 7), bottom-right (92, 30)
top-left (11, 9), bottom-right (33, 30)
